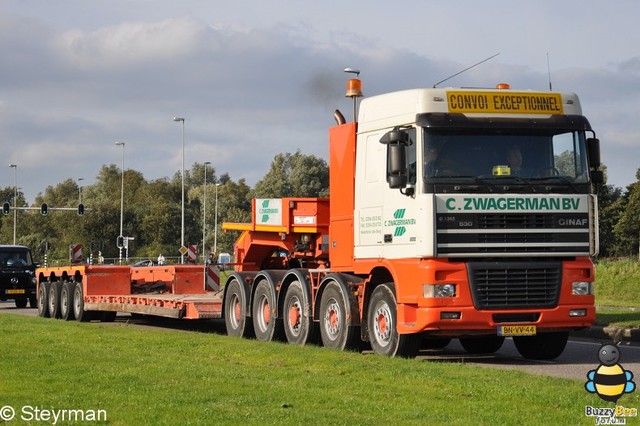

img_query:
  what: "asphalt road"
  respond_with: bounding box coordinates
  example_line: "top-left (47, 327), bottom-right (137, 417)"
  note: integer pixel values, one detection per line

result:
top-left (2, 301), bottom-right (638, 383)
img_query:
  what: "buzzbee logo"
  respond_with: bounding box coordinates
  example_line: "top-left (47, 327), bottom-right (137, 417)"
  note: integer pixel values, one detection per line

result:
top-left (584, 344), bottom-right (637, 424)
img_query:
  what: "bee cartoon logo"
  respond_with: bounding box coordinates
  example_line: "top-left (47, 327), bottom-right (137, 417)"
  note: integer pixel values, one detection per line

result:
top-left (585, 344), bottom-right (636, 403)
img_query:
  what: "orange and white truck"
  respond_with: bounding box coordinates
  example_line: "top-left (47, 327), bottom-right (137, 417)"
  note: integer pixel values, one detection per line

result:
top-left (35, 78), bottom-right (601, 360)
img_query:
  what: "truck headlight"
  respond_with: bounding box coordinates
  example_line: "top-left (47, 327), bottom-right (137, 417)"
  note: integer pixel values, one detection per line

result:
top-left (572, 281), bottom-right (594, 295)
top-left (424, 284), bottom-right (456, 298)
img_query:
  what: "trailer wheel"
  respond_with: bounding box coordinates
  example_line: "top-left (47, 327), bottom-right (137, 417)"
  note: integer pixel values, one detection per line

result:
top-left (60, 281), bottom-right (75, 321)
top-left (73, 282), bottom-right (92, 322)
top-left (252, 280), bottom-right (284, 342)
top-left (37, 282), bottom-right (50, 318)
top-left (319, 281), bottom-right (359, 351)
top-left (513, 332), bottom-right (568, 360)
top-left (283, 279), bottom-right (317, 345)
top-left (367, 283), bottom-right (420, 358)
top-left (48, 281), bottom-right (62, 319)
top-left (459, 335), bottom-right (505, 354)
top-left (224, 279), bottom-right (253, 338)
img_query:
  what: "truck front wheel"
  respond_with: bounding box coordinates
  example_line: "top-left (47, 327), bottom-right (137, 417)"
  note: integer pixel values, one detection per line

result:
top-left (513, 332), bottom-right (568, 360)
top-left (367, 283), bottom-right (420, 358)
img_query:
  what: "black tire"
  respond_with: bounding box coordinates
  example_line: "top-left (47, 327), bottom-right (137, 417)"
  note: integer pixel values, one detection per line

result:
top-left (73, 282), bottom-right (92, 322)
top-left (37, 282), bottom-right (50, 318)
top-left (283, 280), bottom-right (318, 345)
top-left (14, 297), bottom-right (28, 309)
top-left (60, 281), bottom-right (75, 321)
top-left (224, 279), bottom-right (253, 338)
top-left (252, 280), bottom-right (284, 342)
top-left (513, 332), bottom-right (569, 360)
top-left (48, 281), bottom-right (62, 319)
top-left (319, 281), bottom-right (360, 351)
top-left (29, 295), bottom-right (37, 308)
top-left (367, 283), bottom-right (420, 358)
top-left (460, 335), bottom-right (505, 354)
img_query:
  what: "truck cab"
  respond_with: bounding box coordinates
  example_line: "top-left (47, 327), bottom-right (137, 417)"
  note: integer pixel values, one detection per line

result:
top-left (0, 245), bottom-right (37, 308)
top-left (342, 85), bottom-right (599, 358)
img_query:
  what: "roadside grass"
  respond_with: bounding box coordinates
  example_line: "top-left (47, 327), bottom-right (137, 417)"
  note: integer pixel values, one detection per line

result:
top-left (0, 314), bottom-right (626, 425)
top-left (595, 259), bottom-right (640, 328)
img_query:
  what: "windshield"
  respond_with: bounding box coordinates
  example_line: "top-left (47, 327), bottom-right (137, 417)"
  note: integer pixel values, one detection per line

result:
top-left (421, 128), bottom-right (589, 188)
top-left (0, 249), bottom-right (33, 267)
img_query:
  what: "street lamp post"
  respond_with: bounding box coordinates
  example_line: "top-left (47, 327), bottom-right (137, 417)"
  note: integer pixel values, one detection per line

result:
top-left (9, 164), bottom-right (17, 245)
top-left (115, 142), bottom-right (125, 264)
top-left (173, 117), bottom-right (186, 264)
top-left (214, 183), bottom-right (220, 256)
top-left (203, 162), bottom-right (211, 263)
top-left (78, 177), bottom-right (84, 204)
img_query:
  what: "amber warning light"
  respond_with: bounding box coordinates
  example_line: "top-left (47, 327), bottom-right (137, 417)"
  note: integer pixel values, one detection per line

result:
top-left (344, 67), bottom-right (362, 122)
top-left (346, 76), bottom-right (363, 98)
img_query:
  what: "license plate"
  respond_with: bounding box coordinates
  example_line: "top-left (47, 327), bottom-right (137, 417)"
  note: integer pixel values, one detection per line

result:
top-left (6, 289), bottom-right (25, 295)
top-left (497, 325), bottom-right (536, 336)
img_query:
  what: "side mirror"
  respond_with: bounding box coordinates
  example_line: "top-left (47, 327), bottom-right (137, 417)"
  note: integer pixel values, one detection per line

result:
top-left (380, 128), bottom-right (409, 189)
top-left (586, 137), bottom-right (600, 169)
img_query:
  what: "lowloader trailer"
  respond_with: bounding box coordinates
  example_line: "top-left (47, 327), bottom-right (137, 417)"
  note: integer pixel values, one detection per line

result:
top-left (36, 265), bottom-right (221, 322)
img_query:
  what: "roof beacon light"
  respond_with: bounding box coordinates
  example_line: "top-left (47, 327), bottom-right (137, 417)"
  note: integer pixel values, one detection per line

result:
top-left (496, 83), bottom-right (511, 90)
top-left (344, 67), bottom-right (362, 122)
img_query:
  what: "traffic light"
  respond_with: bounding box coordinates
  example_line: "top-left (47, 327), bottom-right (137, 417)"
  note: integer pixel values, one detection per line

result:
top-left (116, 235), bottom-right (124, 249)
top-left (78, 203), bottom-right (85, 215)
top-left (40, 203), bottom-right (48, 216)
top-left (2, 202), bottom-right (9, 215)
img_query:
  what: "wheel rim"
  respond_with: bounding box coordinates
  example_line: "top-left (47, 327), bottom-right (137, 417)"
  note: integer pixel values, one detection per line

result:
top-left (48, 285), bottom-right (57, 314)
top-left (38, 286), bottom-right (46, 312)
top-left (373, 301), bottom-right (392, 347)
top-left (61, 287), bottom-right (68, 315)
top-left (229, 293), bottom-right (241, 328)
top-left (323, 298), bottom-right (341, 340)
top-left (256, 295), bottom-right (270, 332)
top-left (287, 296), bottom-right (302, 337)
top-left (73, 287), bottom-right (82, 317)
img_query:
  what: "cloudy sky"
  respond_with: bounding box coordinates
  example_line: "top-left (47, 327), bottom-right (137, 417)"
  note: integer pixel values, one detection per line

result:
top-left (2, 0), bottom-right (639, 203)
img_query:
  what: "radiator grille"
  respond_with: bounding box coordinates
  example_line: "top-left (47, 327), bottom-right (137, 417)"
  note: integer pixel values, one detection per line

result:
top-left (468, 262), bottom-right (561, 309)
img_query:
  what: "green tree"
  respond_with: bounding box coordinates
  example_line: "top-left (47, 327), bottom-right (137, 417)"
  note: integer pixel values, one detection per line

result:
top-left (595, 165), bottom-right (623, 258)
top-left (612, 169), bottom-right (640, 257)
top-left (253, 151), bottom-right (328, 198)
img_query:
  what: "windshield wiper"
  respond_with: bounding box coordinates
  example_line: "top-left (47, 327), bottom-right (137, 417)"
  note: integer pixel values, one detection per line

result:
top-left (528, 175), bottom-right (580, 193)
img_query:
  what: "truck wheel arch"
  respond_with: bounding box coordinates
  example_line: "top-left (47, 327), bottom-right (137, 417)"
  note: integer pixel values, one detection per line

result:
top-left (361, 267), bottom-right (394, 342)
top-left (313, 273), bottom-right (361, 326)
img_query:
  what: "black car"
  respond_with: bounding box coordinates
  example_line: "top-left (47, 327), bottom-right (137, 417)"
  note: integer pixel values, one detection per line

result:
top-left (0, 245), bottom-right (37, 308)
